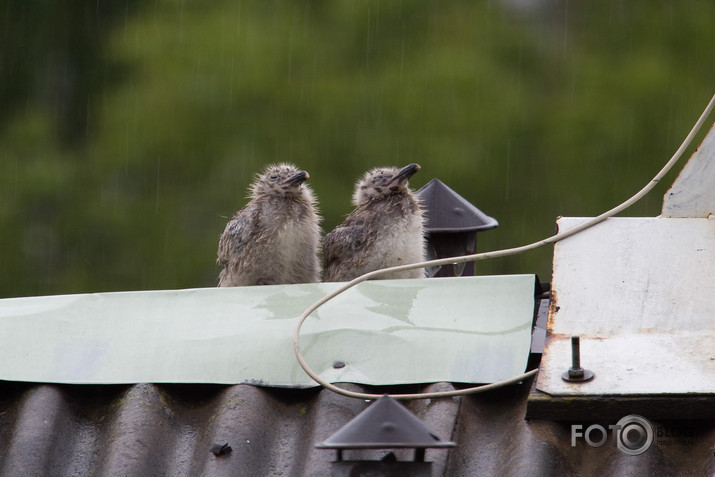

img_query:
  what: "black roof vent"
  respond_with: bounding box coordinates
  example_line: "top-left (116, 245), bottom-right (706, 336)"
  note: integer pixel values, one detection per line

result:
top-left (317, 395), bottom-right (455, 450)
top-left (317, 395), bottom-right (454, 474)
top-left (417, 178), bottom-right (498, 233)
top-left (416, 179), bottom-right (498, 277)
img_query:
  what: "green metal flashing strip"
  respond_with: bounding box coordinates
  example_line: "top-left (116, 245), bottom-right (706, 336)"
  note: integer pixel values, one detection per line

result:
top-left (0, 275), bottom-right (535, 386)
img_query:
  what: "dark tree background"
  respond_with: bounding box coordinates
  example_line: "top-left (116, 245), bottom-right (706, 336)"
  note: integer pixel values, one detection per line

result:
top-left (0, 0), bottom-right (713, 297)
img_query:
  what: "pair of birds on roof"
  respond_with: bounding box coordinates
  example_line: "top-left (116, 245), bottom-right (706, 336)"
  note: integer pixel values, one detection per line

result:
top-left (217, 163), bottom-right (426, 286)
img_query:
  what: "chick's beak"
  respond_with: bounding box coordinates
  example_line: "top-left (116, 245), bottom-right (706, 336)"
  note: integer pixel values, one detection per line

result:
top-left (284, 170), bottom-right (309, 185)
top-left (386, 163), bottom-right (420, 186)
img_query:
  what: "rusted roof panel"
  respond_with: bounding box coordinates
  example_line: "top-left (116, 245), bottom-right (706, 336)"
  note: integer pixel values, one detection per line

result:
top-left (662, 122), bottom-right (715, 218)
top-left (537, 216), bottom-right (715, 398)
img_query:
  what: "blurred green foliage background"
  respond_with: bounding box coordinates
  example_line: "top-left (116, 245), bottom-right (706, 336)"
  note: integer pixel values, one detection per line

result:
top-left (1, 0), bottom-right (713, 297)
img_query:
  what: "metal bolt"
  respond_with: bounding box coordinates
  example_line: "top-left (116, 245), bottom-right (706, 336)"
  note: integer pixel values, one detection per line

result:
top-left (569, 336), bottom-right (583, 377)
top-left (562, 335), bottom-right (594, 382)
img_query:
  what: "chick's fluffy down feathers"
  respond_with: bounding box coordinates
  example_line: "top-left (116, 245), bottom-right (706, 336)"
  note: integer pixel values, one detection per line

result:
top-left (323, 164), bottom-right (425, 282)
top-left (218, 163), bottom-right (321, 286)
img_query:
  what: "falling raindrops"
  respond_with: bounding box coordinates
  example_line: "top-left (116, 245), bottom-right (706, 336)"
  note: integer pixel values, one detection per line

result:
top-left (0, 0), bottom-right (712, 296)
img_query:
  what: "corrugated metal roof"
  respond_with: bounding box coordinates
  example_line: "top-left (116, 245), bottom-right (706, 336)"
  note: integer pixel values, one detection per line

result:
top-left (1, 379), bottom-right (712, 476)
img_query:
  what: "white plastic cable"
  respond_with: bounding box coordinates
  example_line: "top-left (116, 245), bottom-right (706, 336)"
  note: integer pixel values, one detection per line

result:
top-left (293, 92), bottom-right (715, 401)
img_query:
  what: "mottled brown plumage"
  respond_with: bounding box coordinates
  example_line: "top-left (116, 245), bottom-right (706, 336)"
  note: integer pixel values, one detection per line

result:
top-left (217, 163), bottom-right (321, 286)
top-left (322, 163), bottom-right (426, 282)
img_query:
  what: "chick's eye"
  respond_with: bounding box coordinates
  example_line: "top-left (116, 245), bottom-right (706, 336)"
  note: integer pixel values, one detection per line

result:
top-left (270, 176), bottom-right (279, 182)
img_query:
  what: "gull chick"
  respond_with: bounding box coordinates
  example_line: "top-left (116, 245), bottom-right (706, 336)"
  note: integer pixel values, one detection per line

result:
top-left (217, 163), bottom-right (321, 286)
top-left (322, 163), bottom-right (426, 282)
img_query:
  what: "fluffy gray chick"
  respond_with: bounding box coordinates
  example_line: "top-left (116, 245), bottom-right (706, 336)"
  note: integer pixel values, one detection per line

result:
top-left (217, 163), bottom-right (321, 286)
top-left (322, 163), bottom-right (426, 282)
